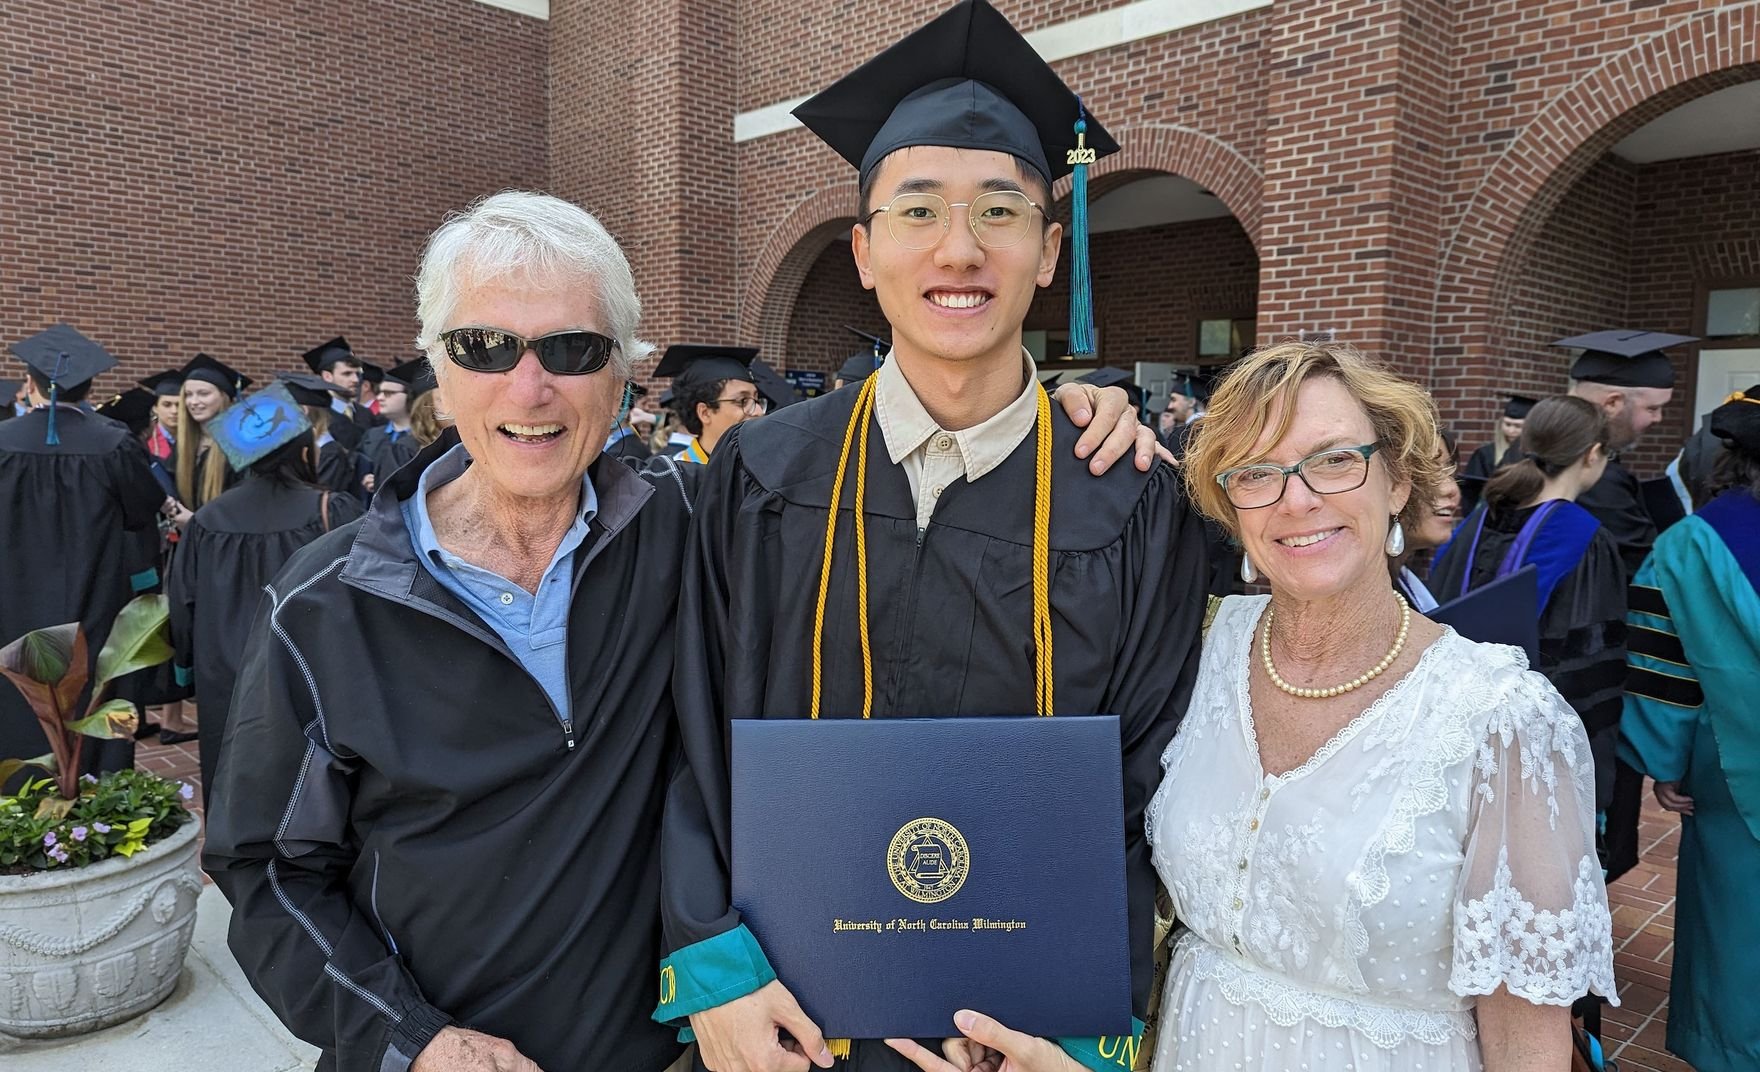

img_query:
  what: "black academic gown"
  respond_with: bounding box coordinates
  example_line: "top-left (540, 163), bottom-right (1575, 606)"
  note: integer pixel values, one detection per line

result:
top-left (166, 475), bottom-right (363, 799)
top-left (0, 408), bottom-right (165, 788)
top-left (1577, 457), bottom-right (1656, 580)
top-left (604, 427), bottom-right (653, 465)
top-left (165, 440), bottom-right (243, 509)
top-left (661, 393), bottom-right (1209, 1070)
top-left (1676, 422), bottom-right (1725, 510)
top-left (1458, 441), bottom-right (1519, 516)
top-left (359, 424), bottom-right (420, 486)
top-left (315, 437), bottom-right (360, 499)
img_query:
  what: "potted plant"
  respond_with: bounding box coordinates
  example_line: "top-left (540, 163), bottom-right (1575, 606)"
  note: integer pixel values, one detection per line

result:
top-left (0, 595), bottom-right (200, 1039)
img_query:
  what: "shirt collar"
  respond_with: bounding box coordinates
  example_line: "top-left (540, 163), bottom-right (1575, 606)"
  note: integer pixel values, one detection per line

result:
top-left (875, 348), bottom-right (1040, 484)
top-left (405, 442), bottom-right (600, 576)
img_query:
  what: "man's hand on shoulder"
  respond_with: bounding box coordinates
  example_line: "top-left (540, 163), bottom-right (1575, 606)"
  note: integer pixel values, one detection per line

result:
top-left (690, 979), bottom-right (834, 1072)
top-left (412, 1026), bottom-right (544, 1072)
top-left (1055, 383), bottom-right (1173, 475)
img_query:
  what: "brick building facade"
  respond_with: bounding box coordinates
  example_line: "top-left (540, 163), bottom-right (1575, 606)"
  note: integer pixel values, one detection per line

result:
top-left (7, 0), bottom-right (1759, 476)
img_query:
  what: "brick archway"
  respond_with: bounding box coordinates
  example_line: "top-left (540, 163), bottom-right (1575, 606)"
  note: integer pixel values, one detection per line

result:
top-left (1433, 2), bottom-right (1760, 389)
top-left (1057, 122), bottom-right (1264, 253)
top-left (741, 183), bottom-right (860, 360)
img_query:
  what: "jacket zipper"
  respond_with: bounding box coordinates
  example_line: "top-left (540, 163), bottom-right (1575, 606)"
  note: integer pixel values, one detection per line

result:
top-left (881, 526), bottom-right (928, 711)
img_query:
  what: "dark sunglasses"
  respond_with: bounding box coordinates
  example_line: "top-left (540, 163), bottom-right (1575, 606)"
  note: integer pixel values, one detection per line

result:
top-left (439, 327), bottom-right (618, 376)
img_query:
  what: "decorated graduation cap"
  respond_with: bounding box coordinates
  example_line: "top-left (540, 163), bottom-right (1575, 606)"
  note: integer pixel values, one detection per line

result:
top-left (1708, 385), bottom-right (1760, 455)
top-left (9, 323), bottom-right (118, 445)
top-left (180, 352), bottom-right (252, 399)
top-left (301, 336), bottom-right (357, 374)
top-left (654, 344), bottom-right (759, 390)
top-left (1502, 394), bottom-right (1537, 420)
top-left (1552, 330), bottom-right (1697, 389)
top-left (275, 371), bottom-right (347, 407)
top-left (792, 0), bottom-right (1119, 357)
top-left (385, 357), bottom-right (437, 401)
top-left (749, 357), bottom-right (801, 410)
top-left (140, 369), bottom-right (185, 397)
top-left (207, 382), bottom-right (313, 471)
top-left (97, 388), bottom-right (158, 435)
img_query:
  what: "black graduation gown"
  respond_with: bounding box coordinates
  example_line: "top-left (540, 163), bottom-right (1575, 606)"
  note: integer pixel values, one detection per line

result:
top-left (358, 424), bottom-right (420, 486)
top-left (165, 440), bottom-right (243, 509)
top-left (661, 392), bottom-right (1209, 1070)
top-left (1576, 457), bottom-right (1656, 580)
top-left (604, 428), bottom-right (653, 464)
top-left (1458, 441), bottom-right (1519, 516)
top-left (166, 475), bottom-right (363, 799)
top-left (315, 438), bottom-right (360, 498)
top-left (1676, 422), bottom-right (1725, 510)
top-left (0, 409), bottom-right (165, 787)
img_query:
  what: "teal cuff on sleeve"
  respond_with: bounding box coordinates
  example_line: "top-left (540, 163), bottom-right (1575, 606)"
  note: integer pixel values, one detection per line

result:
top-left (173, 664), bottom-right (193, 687)
top-left (129, 567), bottom-right (159, 593)
top-left (652, 924), bottom-right (776, 1026)
top-left (1057, 1018), bottom-right (1147, 1072)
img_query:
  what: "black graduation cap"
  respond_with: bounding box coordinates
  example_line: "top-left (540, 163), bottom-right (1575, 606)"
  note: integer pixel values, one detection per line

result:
top-left (301, 336), bottom-right (356, 374)
top-left (654, 344), bottom-right (758, 390)
top-left (140, 369), bottom-right (185, 397)
top-left (275, 371), bottom-right (346, 408)
top-left (1078, 367), bottom-right (1145, 412)
top-left (1168, 370), bottom-right (1210, 405)
top-left (838, 352), bottom-right (884, 384)
top-left (10, 323), bottom-right (117, 390)
top-left (0, 379), bottom-right (20, 405)
top-left (385, 357), bottom-right (437, 401)
top-left (792, 0), bottom-right (1118, 187)
top-left (658, 388), bottom-right (676, 410)
top-left (1503, 394), bottom-right (1537, 420)
top-left (180, 353), bottom-right (252, 399)
top-left (750, 358), bottom-right (801, 410)
top-left (97, 388), bottom-right (158, 434)
top-left (1552, 330), bottom-right (1697, 389)
top-left (359, 359), bottom-right (385, 387)
top-left (1708, 385), bottom-right (1760, 455)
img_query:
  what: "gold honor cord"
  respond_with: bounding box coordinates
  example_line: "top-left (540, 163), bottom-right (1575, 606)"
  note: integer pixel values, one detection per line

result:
top-left (809, 376), bottom-right (1056, 721)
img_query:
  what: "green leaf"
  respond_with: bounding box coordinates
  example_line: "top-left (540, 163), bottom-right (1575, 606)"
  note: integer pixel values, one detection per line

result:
top-left (66, 699), bottom-right (140, 740)
top-left (92, 596), bottom-right (173, 699)
top-left (0, 754), bottom-right (55, 788)
top-left (0, 624), bottom-right (88, 719)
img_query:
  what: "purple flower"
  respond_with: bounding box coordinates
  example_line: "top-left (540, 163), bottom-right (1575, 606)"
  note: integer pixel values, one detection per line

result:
top-left (47, 845), bottom-right (69, 863)
top-left (179, 782), bottom-right (194, 801)
top-left (42, 831), bottom-right (56, 847)
top-left (81, 773), bottom-right (98, 784)
top-left (71, 826), bottom-right (88, 842)
top-left (93, 822), bottom-right (111, 834)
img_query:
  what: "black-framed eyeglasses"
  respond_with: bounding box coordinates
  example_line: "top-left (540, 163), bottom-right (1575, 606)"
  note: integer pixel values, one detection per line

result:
top-left (862, 190), bottom-right (1045, 250)
top-left (709, 394), bottom-right (767, 416)
top-left (439, 327), bottom-right (618, 376)
top-left (1215, 442), bottom-right (1383, 510)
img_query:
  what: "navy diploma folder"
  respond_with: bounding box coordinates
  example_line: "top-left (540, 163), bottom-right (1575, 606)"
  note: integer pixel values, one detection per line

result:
top-left (730, 716), bottom-right (1133, 1040)
top-left (1431, 564), bottom-right (1541, 663)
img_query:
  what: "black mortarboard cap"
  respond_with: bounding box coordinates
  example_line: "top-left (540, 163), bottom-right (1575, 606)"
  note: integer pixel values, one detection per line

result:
top-left (208, 383), bottom-right (313, 471)
top-left (654, 344), bottom-right (758, 390)
top-left (385, 357), bottom-right (437, 401)
top-left (276, 371), bottom-right (347, 408)
top-left (1168, 370), bottom-right (1210, 404)
top-left (9, 324), bottom-right (117, 389)
top-left (359, 359), bottom-right (385, 386)
top-left (1708, 385), bottom-right (1760, 455)
top-left (180, 353), bottom-right (252, 399)
top-left (791, 0), bottom-right (1118, 188)
top-left (846, 325), bottom-right (889, 355)
top-left (0, 380), bottom-right (20, 403)
top-left (658, 388), bottom-right (676, 410)
top-left (140, 369), bottom-right (185, 397)
top-left (301, 336), bottom-right (356, 374)
top-left (1503, 394), bottom-right (1538, 420)
top-left (1553, 330), bottom-right (1696, 389)
top-left (97, 388), bottom-right (158, 434)
top-left (1078, 366), bottom-right (1144, 410)
top-left (750, 358), bottom-right (801, 410)
top-left (838, 352), bottom-right (883, 384)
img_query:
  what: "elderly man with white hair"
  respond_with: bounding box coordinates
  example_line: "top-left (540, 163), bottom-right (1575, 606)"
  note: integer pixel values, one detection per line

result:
top-left (204, 191), bottom-right (1160, 1072)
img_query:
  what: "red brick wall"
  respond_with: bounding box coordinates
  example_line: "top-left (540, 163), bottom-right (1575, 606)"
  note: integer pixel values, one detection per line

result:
top-left (2, 0), bottom-right (547, 397)
top-left (784, 238), bottom-right (884, 375)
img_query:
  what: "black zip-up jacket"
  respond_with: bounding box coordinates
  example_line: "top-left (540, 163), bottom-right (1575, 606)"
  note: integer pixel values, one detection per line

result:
top-left (203, 433), bottom-right (693, 1072)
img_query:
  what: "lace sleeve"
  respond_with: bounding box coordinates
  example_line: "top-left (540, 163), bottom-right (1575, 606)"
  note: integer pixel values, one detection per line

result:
top-left (1448, 669), bottom-right (1617, 1007)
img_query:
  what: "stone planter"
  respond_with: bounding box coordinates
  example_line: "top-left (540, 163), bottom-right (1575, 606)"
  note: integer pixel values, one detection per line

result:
top-left (0, 816), bottom-right (202, 1038)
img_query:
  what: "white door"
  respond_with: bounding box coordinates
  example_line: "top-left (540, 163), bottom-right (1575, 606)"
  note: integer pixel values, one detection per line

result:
top-left (1134, 361), bottom-right (1177, 414)
top-left (1694, 349), bottom-right (1760, 426)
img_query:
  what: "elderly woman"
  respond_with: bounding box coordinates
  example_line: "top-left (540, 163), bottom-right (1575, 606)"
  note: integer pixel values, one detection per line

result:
top-left (891, 342), bottom-right (1616, 1072)
top-left (204, 190), bottom-right (1160, 1072)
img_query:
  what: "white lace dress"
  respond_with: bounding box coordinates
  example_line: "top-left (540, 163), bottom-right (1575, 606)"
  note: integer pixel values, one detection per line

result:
top-left (1146, 596), bottom-right (1617, 1071)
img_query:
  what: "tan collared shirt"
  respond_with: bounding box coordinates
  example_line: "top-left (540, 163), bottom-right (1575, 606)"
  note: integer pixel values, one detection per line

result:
top-left (874, 350), bottom-right (1041, 529)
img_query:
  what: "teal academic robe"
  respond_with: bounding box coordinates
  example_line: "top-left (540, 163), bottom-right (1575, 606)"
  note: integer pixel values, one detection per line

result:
top-left (1618, 490), bottom-right (1760, 1072)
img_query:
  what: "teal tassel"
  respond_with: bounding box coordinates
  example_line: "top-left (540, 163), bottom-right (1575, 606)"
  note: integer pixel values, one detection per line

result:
top-left (1067, 107), bottom-right (1097, 356)
top-left (45, 382), bottom-right (60, 446)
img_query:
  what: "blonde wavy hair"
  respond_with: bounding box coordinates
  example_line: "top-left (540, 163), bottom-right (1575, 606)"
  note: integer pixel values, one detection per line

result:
top-left (174, 394), bottom-right (232, 508)
top-left (1182, 341), bottom-right (1450, 537)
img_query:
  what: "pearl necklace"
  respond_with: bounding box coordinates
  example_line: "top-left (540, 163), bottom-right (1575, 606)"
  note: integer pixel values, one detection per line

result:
top-left (1260, 595), bottom-right (1411, 700)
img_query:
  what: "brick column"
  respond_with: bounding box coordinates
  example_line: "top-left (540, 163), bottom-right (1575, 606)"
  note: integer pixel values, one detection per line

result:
top-left (549, 0), bottom-right (737, 365)
top-left (1254, 0), bottom-right (1455, 381)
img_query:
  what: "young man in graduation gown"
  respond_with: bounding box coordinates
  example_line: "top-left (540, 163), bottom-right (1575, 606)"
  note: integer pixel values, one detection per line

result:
top-left (0, 325), bottom-right (165, 786)
top-left (655, 344), bottom-right (767, 464)
top-left (357, 357), bottom-right (430, 486)
top-left (1561, 330), bottom-right (1697, 579)
top-left (302, 336), bottom-right (381, 452)
top-left (654, 5), bottom-right (1208, 1070)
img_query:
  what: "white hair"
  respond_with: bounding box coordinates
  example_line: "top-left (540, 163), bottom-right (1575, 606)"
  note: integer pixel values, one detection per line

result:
top-left (414, 190), bottom-right (651, 380)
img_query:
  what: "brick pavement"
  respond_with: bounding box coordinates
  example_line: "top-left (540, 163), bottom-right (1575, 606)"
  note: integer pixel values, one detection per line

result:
top-left (134, 736), bottom-right (1696, 1070)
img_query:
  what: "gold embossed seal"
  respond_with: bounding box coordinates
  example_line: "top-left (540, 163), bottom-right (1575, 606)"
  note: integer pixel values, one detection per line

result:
top-left (887, 817), bottom-right (970, 904)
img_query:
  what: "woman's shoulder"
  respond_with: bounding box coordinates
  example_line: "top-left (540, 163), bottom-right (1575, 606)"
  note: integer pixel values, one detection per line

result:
top-left (1429, 629), bottom-right (1585, 745)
